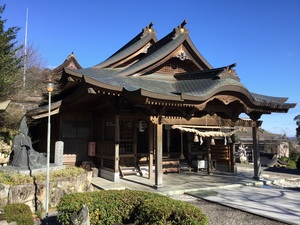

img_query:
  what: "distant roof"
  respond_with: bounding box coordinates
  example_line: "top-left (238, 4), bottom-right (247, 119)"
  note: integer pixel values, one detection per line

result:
top-left (54, 52), bottom-right (82, 73)
top-left (235, 126), bottom-right (285, 141)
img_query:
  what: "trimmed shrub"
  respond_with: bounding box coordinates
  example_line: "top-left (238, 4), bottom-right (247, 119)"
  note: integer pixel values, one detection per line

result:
top-left (57, 190), bottom-right (208, 225)
top-left (3, 203), bottom-right (34, 225)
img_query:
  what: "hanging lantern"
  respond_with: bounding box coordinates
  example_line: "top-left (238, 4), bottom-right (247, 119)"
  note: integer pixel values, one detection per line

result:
top-left (224, 137), bottom-right (227, 145)
top-left (200, 136), bottom-right (203, 145)
top-left (194, 133), bottom-right (199, 142)
top-left (211, 137), bottom-right (215, 145)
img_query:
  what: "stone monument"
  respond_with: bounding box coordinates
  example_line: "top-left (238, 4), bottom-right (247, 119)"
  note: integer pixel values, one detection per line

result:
top-left (11, 117), bottom-right (47, 168)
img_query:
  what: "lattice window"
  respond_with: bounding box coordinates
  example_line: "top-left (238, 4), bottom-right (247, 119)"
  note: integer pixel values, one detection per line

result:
top-left (104, 121), bottom-right (115, 140)
top-left (120, 120), bottom-right (133, 154)
top-left (62, 122), bottom-right (90, 139)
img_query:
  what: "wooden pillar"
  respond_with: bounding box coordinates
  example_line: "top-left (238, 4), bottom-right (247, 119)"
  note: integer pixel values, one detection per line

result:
top-left (167, 128), bottom-right (170, 157)
top-left (230, 134), bottom-right (236, 173)
top-left (187, 132), bottom-right (192, 162)
top-left (148, 122), bottom-right (154, 179)
top-left (207, 137), bottom-right (212, 175)
top-left (100, 117), bottom-right (104, 169)
top-left (114, 115), bottom-right (120, 174)
top-left (133, 119), bottom-right (137, 165)
top-left (155, 120), bottom-right (163, 188)
top-left (179, 131), bottom-right (185, 159)
top-left (252, 123), bottom-right (261, 179)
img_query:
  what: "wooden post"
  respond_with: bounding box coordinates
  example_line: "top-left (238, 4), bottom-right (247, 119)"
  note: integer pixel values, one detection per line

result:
top-left (187, 132), bottom-right (192, 162)
top-left (114, 115), bottom-right (120, 174)
top-left (100, 117), bottom-right (104, 169)
top-left (230, 134), bottom-right (236, 173)
top-left (155, 119), bottom-right (163, 188)
top-left (133, 119), bottom-right (137, 165)
top-left (207, 137), bottom-right (212, 175)
top-left (167, 128), bottom-right (170, 158)
top-left (179, 131), bottom-right (185, 159)
top-left (252, 123), bottom-right (261, 179)
top-left (148, 122), bottom-right (154, 179)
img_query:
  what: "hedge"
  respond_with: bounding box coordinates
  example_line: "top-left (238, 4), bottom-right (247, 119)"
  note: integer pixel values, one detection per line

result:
top-left (3, 203), bottom-right (34, 225)
top-left (57, 190), bottom-right (208, 225)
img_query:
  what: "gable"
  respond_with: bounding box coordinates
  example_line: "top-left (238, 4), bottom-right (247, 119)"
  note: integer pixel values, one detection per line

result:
top-left (116, 20), bottom-right (212, 77)
top-left (146, 47), bottom-right (206, 75)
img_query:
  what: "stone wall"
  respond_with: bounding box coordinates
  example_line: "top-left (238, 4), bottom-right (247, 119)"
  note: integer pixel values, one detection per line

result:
top-left (0, 171), bottom-right (93, 212)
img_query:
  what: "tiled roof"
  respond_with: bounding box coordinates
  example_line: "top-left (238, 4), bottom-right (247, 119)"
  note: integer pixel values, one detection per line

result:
top-left (62, 21), bottom-right (296, 114)
top-left (94, 22), bottom-right (157, 69)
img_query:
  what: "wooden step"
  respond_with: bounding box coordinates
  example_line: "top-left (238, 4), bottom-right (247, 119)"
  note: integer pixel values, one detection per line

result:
top-left (119, 166), bottom-right (143, 177)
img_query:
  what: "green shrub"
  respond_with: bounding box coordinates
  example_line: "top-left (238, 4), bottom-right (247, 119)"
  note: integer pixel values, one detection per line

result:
top-left (57, 190), bottom-right (208, 225)
top-left (3, 203), bottom-right (34, 225)
top-left (281, 156), bottom-right (297, 169)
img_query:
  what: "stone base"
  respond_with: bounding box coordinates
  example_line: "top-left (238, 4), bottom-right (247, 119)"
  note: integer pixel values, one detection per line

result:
top-left (0, 164), bottom-right (65, 175)
top-left (100, 169), bottom-right (120, 182)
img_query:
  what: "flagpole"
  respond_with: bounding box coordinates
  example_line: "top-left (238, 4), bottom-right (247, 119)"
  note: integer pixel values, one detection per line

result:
top-left (23, 8), bottom-right (28, 89)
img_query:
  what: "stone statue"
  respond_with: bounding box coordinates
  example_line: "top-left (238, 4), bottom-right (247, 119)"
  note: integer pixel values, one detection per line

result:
top-left (71, 204), bottom-right (90, 225)
top-left (11, 117), bottom-right (47, 167)
top-left (237, 145), bottom-right (248, 164)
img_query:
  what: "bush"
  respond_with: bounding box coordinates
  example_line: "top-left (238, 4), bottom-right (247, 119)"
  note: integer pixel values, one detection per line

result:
top-left (57, 190), bottom-right (208, 225)
top-left (281, 156), bottom-right (297, 169)
top-left (3, 203), bottom-right (34, 225)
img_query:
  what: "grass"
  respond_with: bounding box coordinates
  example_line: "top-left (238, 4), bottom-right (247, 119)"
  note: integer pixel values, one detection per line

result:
top-left (0, 166), bottom-right (85, 185)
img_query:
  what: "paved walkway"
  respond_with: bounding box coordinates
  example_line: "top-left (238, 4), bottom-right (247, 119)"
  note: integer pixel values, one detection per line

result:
top-left (188, 185), bottom-right (300, 225)
top-left (91, 165), bottom-right (300, 225)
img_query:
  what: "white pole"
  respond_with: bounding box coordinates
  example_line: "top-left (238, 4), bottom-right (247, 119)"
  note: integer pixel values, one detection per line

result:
top-left (45, 90), bottom-right (51, 223)
top-left (23, 8), bottom-right (28, 88)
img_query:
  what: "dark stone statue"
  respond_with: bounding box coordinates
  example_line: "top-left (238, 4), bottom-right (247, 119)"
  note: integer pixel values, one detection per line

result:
top-left (11, 117), bottom-right (47, 167)
top-left (71, 204), bottom-right (90, 225)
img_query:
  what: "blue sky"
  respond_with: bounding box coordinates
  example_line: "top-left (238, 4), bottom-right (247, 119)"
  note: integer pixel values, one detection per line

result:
top-left (4, 0), bottom-right (300, 137)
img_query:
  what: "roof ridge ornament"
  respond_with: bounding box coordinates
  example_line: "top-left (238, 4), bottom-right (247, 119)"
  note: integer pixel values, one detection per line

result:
top-left (173, 19), bottom-right (188, 39)
top-left (218, 63), bottom-right (240, 81)
top-left (67, 52), bottom-right (76, 60)
top-left (142, 21), bottom-right (155, 36)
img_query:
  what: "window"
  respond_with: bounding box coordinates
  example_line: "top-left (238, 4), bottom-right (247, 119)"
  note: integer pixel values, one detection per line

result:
top-left (120, 120), bottom-right (133, 154)
top-left (62, 122), bottom-right (90, 139)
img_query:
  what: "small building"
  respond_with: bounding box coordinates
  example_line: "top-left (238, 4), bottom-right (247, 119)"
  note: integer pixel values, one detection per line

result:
top-left (235, 127), bottom-right (289, 163)
top-left (27, 21), bottom-right (296, 186)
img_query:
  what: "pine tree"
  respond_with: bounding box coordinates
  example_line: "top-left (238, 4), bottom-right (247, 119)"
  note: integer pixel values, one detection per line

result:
top-left (0, 4), bottom-right (23, 101)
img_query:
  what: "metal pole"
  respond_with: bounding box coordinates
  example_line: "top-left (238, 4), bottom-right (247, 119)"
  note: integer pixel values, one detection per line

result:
top-left (45, 91), bottom-right (51, 223)
top-left (23, 8), bottom-right (28, 89)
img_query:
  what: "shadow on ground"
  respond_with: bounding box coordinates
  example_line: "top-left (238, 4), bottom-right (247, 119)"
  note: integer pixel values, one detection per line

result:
top-left (264, 167), bottom-right (300, 175)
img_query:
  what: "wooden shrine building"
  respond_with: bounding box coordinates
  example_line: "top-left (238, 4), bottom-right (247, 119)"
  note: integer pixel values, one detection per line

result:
top-left (27, 21), bottom-right (296, 187)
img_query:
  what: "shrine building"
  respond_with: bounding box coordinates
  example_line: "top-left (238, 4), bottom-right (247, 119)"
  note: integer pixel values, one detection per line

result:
top-left (27, 21), bottom-right (296, 187)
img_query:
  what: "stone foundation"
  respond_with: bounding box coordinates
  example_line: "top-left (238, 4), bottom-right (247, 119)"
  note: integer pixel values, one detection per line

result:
top-left (0, 171), bottom-right (93, 212)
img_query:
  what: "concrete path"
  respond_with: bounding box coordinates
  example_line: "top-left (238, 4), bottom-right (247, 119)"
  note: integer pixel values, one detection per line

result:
top-left (188, 186), bottom-right (300, 225)
top-left (91, 171), bottom-right (272, 195)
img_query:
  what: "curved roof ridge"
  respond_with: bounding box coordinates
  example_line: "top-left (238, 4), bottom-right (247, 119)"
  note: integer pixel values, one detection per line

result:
top-left (116, 33), bottom-right (187, 76)
top-left (94, 22), bottom-right (157, 69)
top-left (250, 92), bottom-right (289, 104)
